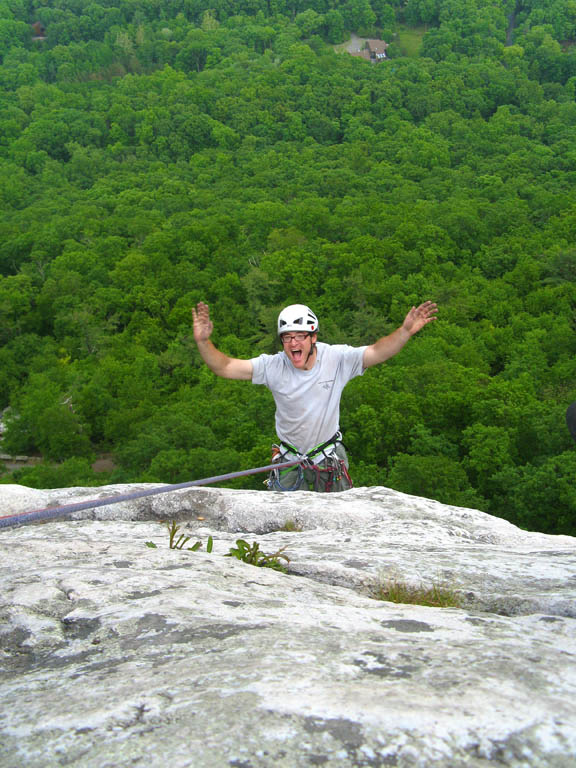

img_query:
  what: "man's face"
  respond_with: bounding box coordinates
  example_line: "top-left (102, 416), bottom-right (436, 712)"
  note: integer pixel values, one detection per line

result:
top-left (281, 331), bottom-right (317, 369)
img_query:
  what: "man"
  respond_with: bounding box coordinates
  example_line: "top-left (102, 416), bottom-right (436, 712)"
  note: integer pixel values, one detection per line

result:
top-left (192, 300), bottom-right (437, 492)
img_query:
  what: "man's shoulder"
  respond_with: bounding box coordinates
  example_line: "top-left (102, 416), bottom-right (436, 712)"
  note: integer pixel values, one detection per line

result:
top-left (317, 341), bottom-right (366, 376)
top-left (251, 350), bottom-right (285, 366)
top-left (317, 341), bottom-right (363, 356)
top-left (250, 350), bottom-right (287, 382)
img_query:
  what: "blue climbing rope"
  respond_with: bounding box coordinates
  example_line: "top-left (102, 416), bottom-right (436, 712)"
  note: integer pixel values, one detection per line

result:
top-left (0, 459), bottom-right (304, 530)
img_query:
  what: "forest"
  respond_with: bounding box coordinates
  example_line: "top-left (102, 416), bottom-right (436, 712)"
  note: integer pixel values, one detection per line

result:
top-left (1, 0), bottom-right (576, 535)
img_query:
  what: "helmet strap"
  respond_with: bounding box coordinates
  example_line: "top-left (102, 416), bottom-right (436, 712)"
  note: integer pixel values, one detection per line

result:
top-left (305, 334), bottom-right (316, 367)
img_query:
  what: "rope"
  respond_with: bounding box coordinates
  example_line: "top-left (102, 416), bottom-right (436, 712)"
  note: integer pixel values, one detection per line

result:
top-left (0, 459), bottom-right (304, 530)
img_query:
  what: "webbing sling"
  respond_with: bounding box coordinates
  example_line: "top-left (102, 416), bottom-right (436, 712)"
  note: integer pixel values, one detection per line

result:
top-left (270, 433), bottom-right (351, 492)
top-left (279, 432), bottom-right (342, 462)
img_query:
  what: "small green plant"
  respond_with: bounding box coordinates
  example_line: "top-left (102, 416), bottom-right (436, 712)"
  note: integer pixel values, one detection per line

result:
top-left (371, 579), bottom-right (462, 608)
top-left (280, 519), bottom-right (302, 532)
top-left (145, 541), bottom-right (157, 548)
top-left (166, 521), bottom-right (213, 553)
top-left (225, 539), bottom-right (290, 572)
top-left (167, 520), bottom-right (198, 550)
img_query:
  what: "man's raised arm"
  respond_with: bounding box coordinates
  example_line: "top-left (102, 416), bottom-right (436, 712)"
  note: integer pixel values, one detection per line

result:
top-left (362, 301), bottom-right (438, 369)
top-left (192, 302), bottom-right (253, 380)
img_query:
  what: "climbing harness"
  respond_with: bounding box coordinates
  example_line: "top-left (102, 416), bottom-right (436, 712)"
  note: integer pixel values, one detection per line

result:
top-left (267, 432), bottom-right (353, 493)
top-left (0, 458), bottom-right (304, 530)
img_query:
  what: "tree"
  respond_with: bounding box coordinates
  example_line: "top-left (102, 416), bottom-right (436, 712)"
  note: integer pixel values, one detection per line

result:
top-left (462, 423), bottom-right (514, 497)
top-left (0, 19), bottom-right (30, 62)
top-left (323, 9), bottom-right (346, 44)
top-left (342, 0), bottom-right (376, 36)
top-left (404, 0), bottom-right (440, 25)
top-left (175, 30), bottom-right (214, 72)
top-left (2, 374), bottom-right (92, 461)
top-left (387, 453), bottom-right (483, 509)
top-left (294, 9), bottom-right (323, 38)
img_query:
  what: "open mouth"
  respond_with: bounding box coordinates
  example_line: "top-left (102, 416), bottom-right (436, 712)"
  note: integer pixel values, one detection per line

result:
top-left (291, 349), bottom-right (304, 363)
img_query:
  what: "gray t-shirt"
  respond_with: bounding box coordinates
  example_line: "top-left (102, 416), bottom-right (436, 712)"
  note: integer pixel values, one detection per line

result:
top-left (250, 342), bottom-right (366, 454)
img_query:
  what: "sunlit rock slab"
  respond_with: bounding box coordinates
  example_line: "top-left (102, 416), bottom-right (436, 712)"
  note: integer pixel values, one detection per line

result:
top-left (1, 516), bottom-right (575, 768)
top-left (2, 483), bottom-right (575, 617)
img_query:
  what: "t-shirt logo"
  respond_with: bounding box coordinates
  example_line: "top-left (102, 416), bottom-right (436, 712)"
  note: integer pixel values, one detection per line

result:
top-left (319, 379), bottom-right (334, 390)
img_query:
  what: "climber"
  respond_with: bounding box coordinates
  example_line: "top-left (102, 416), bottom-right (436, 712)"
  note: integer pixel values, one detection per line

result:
top-left (192, 300), bottom-right (437, 492)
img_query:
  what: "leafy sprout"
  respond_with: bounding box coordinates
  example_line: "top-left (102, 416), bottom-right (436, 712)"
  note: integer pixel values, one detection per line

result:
top-left (166, 521), bottom-right (213, 552)
top-left (225, 539), bottom-right (290, 572)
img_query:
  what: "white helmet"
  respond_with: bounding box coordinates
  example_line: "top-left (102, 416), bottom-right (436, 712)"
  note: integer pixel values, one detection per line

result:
top-left (277, 304), bottom-right (319, 335)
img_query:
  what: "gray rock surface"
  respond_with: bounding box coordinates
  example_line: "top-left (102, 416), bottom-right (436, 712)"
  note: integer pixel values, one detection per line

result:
top-left (1, 483), bottom-right (575, 768)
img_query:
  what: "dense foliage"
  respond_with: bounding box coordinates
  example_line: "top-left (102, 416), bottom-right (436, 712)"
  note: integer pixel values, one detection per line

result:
top-left (1, 0), bottom-right (576, 535)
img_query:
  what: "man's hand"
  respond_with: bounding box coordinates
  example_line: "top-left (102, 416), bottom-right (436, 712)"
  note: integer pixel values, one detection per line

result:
top-left (192, 301), bottom-right (213, 343)
top-left (402, 301), bottom-right (438, 336)
top-left (363, 301), bottom-right (438, 369)
top-left (191, 301), bottom-right (253, 380)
